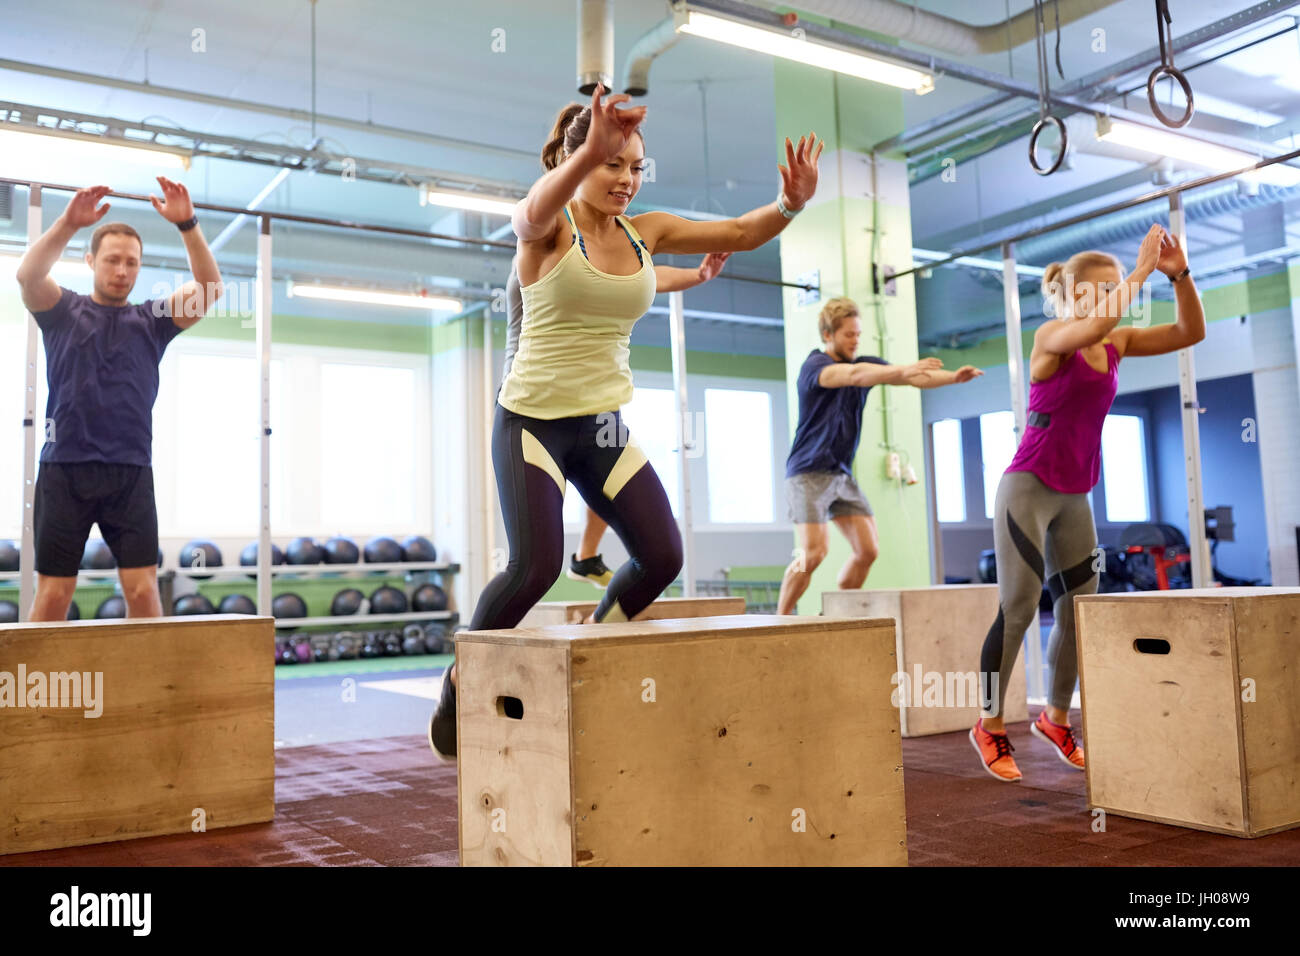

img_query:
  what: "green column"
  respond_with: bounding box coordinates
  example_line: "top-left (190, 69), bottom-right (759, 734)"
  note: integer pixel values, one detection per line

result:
top-left (774, 47), bottom-right (931, 612)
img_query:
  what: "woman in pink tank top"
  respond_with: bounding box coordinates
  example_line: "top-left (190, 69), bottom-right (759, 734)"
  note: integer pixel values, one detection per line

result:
top-left (969, 223), bottom-right (1207, 783)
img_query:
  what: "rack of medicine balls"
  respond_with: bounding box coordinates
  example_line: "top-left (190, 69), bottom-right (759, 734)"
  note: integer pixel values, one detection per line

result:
top-left (0, 535), bottom-right (458, 666)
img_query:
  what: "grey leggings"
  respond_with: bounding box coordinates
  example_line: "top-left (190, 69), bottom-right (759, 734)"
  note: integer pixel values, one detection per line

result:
top-left (980, 469), bottom-right (1099, 716)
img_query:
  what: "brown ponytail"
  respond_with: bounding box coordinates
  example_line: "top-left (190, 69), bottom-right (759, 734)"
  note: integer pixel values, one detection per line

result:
top-left (539, 101), bottom-right (646, 171)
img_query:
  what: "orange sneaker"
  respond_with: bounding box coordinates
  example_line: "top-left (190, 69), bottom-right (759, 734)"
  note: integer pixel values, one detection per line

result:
top-left (1030, 712), bottom-right (1085, 770)
top-left (969, 719), bottom-right (1022, 782)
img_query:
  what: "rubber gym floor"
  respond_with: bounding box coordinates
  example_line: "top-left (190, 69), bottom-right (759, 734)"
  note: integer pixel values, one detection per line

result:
top-left (4, 627), bottom-right (1298, 867)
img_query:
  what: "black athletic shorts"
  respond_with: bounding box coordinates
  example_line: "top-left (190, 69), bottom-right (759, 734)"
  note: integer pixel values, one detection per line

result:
top-left (34, 462), bottom-right (159, 576)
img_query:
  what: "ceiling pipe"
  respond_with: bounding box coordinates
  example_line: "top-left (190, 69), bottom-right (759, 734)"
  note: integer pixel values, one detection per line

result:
top-left (622, 15), bottom-right (683, 95)
top-left (578, 0), bottom-right (615, 94)
top-left (750, 0), bottom-right (1121, 57)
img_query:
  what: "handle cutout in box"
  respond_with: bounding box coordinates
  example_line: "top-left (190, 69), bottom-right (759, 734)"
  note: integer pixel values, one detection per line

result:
top-left (495, 696), bottom-right (524, 719)
top-left (1133, 638), bottom-right (1171, 655)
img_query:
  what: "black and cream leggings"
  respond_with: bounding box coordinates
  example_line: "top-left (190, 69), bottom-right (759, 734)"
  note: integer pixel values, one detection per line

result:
top-left (468, 402), bottom-right (683, 631)
top-left (979, 469), bottom-right (1099, 716)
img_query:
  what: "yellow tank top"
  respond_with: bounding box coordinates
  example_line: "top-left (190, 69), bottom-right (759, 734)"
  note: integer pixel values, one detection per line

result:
top-left (499, 204), bottom-right (656, 419)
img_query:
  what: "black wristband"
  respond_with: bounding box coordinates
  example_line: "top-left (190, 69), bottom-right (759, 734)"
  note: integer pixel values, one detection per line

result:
top-left (177, 216), bottom-right (199, 232)
top-left (1166, 267), bottom-right (1190, 284)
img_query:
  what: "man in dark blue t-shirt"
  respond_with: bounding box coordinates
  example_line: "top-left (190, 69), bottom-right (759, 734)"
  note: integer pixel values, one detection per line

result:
top-left (16, 180), bottom-right (224, 621)
top-left (778, 297), bottom-right (981, 614)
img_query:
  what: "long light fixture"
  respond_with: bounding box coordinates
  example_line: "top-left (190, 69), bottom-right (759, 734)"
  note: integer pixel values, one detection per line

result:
top-left (418, 184), bottom-right (517, 216)
top-left (286, 280), bottom-right (461, 312)
top-left (0, 252), bottom-right (87, 282)
top-left (674, 7), bottom-right (933, 94)
top-left (0, 128), bottom-right (190, 172)
top-left (1096, 116), bottom-right (1300, 188)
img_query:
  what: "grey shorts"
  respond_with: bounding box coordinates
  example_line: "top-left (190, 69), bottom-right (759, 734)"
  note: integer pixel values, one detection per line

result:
top-left (786, 471), bottom-right (873, 523)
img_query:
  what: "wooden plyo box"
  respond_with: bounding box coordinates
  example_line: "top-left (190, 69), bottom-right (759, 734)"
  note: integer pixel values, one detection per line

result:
top-left (822, 586), bottom-right (1027, 736)
top-left (0, 615), bottom-right (276, 855)
top-left (457, 615), bottom-right (907, 866)
top-left (1077, 588), bottom-right (1300, 837)
top-left (520, 595), bottom-right (746, 626)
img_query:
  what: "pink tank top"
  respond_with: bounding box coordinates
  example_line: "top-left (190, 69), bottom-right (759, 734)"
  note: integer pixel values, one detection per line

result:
top-left (1005, 341), bottom-right (1119, 494)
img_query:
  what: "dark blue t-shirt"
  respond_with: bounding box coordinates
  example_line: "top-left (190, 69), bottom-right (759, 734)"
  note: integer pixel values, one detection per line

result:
top-left (32, 287), bottom-right (181, 466)
top-left (785, 350), bottom-right (890, 478)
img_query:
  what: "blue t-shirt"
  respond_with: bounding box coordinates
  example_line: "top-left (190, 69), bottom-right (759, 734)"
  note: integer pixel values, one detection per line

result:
top-left (32, 287), bottom-right (181, 466)
top-left (785, 350), bottom-right (890, 478)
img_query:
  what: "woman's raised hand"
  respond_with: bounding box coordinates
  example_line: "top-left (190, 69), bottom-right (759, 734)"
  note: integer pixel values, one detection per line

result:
top-left (1134, 223), bottom-right (1168, 279)
top-left (778, 133), bottom-right (824, 209)
top-left (585, 84), bottom-right (647, 163)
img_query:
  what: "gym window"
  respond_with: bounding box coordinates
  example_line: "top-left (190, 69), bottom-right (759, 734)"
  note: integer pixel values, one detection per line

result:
top-left (319, 363), bottom-right (419, 531)
top-left (979, 410), bottom-right (1019, 519)
top-left (931, 418), bottom-right (965, 523)
top-left (704, 388), bottom-right (774, 523)
top-left (1101, 413), bottom-right (1150, 522)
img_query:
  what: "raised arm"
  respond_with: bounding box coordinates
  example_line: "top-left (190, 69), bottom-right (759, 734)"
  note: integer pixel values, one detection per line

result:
top-left (15, 185), bottom-right (112, 313)
top-left (1036, 223), bottom-right (1166, 355)
top-left (512, 85), bottom-right (645, 243)
top-left (818, 357), bottom-right (944, 389)
top-left (906, 365), bottom-right (984, 389)
top-left (632, 134), bottom-right (824, 256)
top-left (653, 252), bottom-right (730, 293)
top-left (154, 177), bottom-right (222, 330)
top-left (1113, 233), bottom-right (1205, 358)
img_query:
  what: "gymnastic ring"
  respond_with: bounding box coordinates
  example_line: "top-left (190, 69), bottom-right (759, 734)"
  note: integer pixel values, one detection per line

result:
top-left (1146, 64), bottom-right (1195, 128)
top-left (1028, 115), bottom-right (1068, 176)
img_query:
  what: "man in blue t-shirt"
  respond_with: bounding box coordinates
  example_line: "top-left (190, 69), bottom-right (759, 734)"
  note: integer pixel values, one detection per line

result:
top-left (778, 297), bottom-right (981, 614)
top-left (16, 180), bottom-right (224, 621)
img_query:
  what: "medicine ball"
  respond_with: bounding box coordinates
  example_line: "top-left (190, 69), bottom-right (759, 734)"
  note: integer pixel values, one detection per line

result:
top-left (272, 592), bottom-right (308, 620)
top-left (411, 583), bottom-right (448, 612)
top-left (363, 536), bottom-right (403, 565)
top-left (401, 624), bottom-right (426, 655)
top-left (286, 537), bottom-right (323, 565)
top-left (66, 600), bottom-right (80, 621)
top-left (323, 537), bottom-right (360, 565)
top-left (95, 595), bottom-right (127, 619)
top-left (0, 539), bottom-right (19, 572)
top-left (174, 593), bottom-right (216, 616)
top-left (81, 538), bottom-right (116, 570)
top-left (400, 535), bottom-right (437, 563)
top-left (180, 540), bottom-right (222, 581)
top-left (0, 600), bottom-right (18, 624)
top-left (240, 541), bottom-right (285, 571)
top-left (330, 587), bottom-right (366, 616)
top-left (368, 586), bottom-right (408, 615)
top-left (977, 549), bottom-right (997, 584)
top-left (218, 593), bottom-right (257, 615)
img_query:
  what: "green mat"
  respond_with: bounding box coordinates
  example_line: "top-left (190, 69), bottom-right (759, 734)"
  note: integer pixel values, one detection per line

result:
top-left (273, 653), bottom-right (452, 679)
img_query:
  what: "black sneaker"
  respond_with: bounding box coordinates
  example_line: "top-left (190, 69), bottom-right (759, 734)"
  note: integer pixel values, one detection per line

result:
top-left (566, 553), bottom-right (613, 589)
top-left (427, 668), bottom-right (457, 762)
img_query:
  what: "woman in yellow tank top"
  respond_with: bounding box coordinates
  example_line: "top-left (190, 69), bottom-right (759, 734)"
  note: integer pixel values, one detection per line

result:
top-left (430, 85), bottom-right (822, 760)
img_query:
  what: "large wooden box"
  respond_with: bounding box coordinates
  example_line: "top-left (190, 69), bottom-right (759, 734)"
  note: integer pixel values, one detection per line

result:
top-left (1077, 588), bottom-right (1300, 837)
top-left (457, 614), bottom-right (907, 866)
top-left (520, 595), bottom-right (746, 626)
top-left (822, 586), bottom-right (1028, 736)
top-left (0, 615), bottom-right (276, 855)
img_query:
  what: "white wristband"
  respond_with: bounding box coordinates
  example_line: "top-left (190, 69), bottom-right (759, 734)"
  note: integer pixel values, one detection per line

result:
top-left (776, 194), bottom-right (803, 219)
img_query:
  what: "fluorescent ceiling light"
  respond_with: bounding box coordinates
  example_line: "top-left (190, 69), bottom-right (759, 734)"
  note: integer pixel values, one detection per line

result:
top-left (912, 248), bottom-right (1045, 277)
top-left (1184, 91), bottom-right (1284, 127)
top-left (0, 252), bottom-right (87, 282)
top-left (1096, 116), bottom-right (1300, 188)
top-left (674, 8), bottom-right (933, 94)
top-left (418, 185), bottom-right (517, 216)
top-left (287, 280), bottom-right (461, 312)
top-left (0, 128), bottom-right (190, 172)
